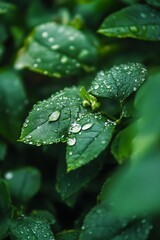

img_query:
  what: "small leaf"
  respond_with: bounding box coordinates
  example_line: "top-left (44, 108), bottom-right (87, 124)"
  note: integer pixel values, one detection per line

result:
top-left (66, 113), bottom-right (115, 171)
top-left (0, 69), bottom-right (26, 142)
top-left (0, 179), bottom-right (12, 240)
top-left (15, 22), bottom-right (98, 77)
top-left (20, 87), bottom-right (86, 146)
top-left (90, 63), bottom-right (147, 101)
top-left (4, 167), bottom-right (41, 202)
top-left (80, 86), bottom-right (101, 111)
top-left (0, 1), bottom-right (16, 15)
top-left (10, 216), bottom-right (55, 240)
top-left (80, 203), bottom-right (152, 240)
top-left (56, 154), bottom-right (105, 201)
top-left (56, 230), bottom-right (80, 240)
top-left (98, 4), bottom-right (160, 41)
top-left (146, 0), bottom-right (160, 7)
top-left (111, 122), bottom-right (137, 164)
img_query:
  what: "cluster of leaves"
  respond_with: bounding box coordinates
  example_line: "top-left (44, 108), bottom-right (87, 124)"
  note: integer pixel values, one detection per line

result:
top-left (1, 0), bottom-right (160, 239)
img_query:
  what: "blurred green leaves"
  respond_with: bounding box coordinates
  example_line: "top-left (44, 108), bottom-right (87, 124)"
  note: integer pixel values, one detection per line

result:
top-left (0, 179), bottom-right (12, 240)
top-left (15, 22), bottom-right (99, 78)
top-left (0, 69), bottom-right (26, 142)
top-left (80, 203), bottom-right (152, 240)
top-left (4, 167), bottom-right (41, 202)
top-left (99, 4), bottom-right (160, 41)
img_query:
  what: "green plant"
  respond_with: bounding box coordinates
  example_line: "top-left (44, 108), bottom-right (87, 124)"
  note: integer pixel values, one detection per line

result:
top-left (1, 0), bottom-right (160, 239)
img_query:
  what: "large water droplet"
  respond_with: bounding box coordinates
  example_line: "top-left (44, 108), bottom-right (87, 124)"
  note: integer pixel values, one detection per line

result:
top-left (70, 123), bottom-right (81, 133)
top-left (48, 111), bottom-right (60, 122)
top-left (82, 123), bottom-right (93, 130)
top-left (67, 138), bottom-right (76, 146)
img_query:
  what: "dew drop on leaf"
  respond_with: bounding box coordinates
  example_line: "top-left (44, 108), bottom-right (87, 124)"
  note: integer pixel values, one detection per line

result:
top-left (129, 26), bottom-right (138, 33)
top-left (69, 123), bottom-right (81, 133)
top-left (67, 138), bottom-right (76, 146)
top-left (82, 123), bottom-right (93, 130)
top-left (60, 56), bottom-right (68, 63)
top-left (42, 32), bottom-right (48, 38)
top-left (48, 111), bottom-right (60, 122)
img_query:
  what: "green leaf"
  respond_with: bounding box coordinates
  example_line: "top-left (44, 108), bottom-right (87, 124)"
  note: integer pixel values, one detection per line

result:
top-left (146, 0), bottom-right (160, 7)
top-left (111, 122), bottom-right (137, 164)
top-left (100, 152), bottom-right (160, 217)
top-left (56, 230), bottom-right (80, 240)
top-left (0, 179), bottom-right (12, 240)
top-left (15, 22), bottom-right (98, 77)
top-left (20, 87), bottom-right (86, 146)
top-left (66, 113), bottom-right (115, 171)
top-left (0, 1), bottom-right (16, 15)
top-left (10, 216), bottom-right (55, 240)
top-left (90, 63), bottom-right (147, 102)
top-left (0, 69), bottom-right (26, 142)
top-left (0, 140), bottom-right (7, 161)
top-left (80, 203), bottom-right (152, 240)
top-left (98, 4), bottom-right (160, 41)
top-left (56, 153), bottom-right (105, 201)
top-left (4, 167), bottom-right (41, 202)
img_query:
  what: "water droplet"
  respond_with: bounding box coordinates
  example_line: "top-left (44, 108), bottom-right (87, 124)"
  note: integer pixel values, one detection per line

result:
top-left (69, 36), bottom-right (75, 41)
top-left (129, 26), bottom-right (138, 32)
top-left (48, 37), bottom-right (54, 43)
top-left (70, 123), bottom-right (81, 133)
top-left (51, 44), bottom-right (59, 50)
top-left (5, 172), bottom-right (13, 180)
top-left (78, 49), bottom-right (89, 59)
top-left (61, 56), bottom-right (68, 63)
top-left (69, 45), bottom-right (75, 50)
top-left (48, 111), bottom-right (61, 122)
top-left (42, 32), bottom-right (48, 38)
top-left (36, 58), bottom-right (41, 63)
top-left (82, 123), bottom-right (93, 130)
top-left (94, 84), bottom-right (99, 90)
top-left (133, 87), bottom-right (137, 91)
top-left (33, 63), bottom-right (38, 68)
top-left (67, 138), bottom-right (76, 146)
top-left (69, 151), bottom-right (72, 156)
top-left (141, 219), bottom-right (146, 224)
top-left (82, 226), bottom-right (85, 230)
top-left (140, 13), bottom-right (146, 18)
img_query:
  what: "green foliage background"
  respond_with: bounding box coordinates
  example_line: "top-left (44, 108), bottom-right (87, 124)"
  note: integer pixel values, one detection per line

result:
top-left (0, 0), bottom-right (160, 239)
